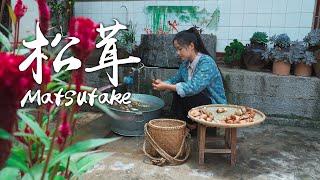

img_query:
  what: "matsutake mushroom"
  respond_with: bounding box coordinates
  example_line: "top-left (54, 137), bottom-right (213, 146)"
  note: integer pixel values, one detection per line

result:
top-left (216, 107), bottom-right (227, 113)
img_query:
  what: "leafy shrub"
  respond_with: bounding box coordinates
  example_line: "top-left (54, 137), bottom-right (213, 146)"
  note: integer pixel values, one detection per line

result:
top-left (224, 39), bottom-right (245, 64)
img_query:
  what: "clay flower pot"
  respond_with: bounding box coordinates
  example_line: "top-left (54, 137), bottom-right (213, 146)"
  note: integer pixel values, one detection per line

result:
top-left (272, 60), bottom-right (291, 76)
top-left (243, 44), bottom-right (267, 71)
top-left (294, 62), bottom-right (312, 77)
top-left (314, 61), bottom-right (320, 78)
top-left (314, 51), bottom-right (320, 78)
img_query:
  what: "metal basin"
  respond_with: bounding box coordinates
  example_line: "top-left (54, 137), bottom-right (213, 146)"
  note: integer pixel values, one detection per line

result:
top-left (108, 94), bottom-right (165, 136)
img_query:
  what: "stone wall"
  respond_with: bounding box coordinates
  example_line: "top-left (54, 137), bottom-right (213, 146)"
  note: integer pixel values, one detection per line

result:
top-left (139, 34), bottom-right (217, 68)
top-left (109, 67), bottom-right (320, 128)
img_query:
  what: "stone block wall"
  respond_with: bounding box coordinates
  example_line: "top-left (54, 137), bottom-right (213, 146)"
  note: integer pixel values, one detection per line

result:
top-left (113, 67), bottom-right (320, 128)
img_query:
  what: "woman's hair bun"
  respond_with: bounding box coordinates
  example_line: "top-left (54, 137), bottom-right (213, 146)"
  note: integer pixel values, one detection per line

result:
top-left (186, 27), bottom-right (200, 35)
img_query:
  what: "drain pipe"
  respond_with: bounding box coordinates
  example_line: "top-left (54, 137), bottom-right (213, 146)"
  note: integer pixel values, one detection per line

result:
top-left (120, 5), bottom-right (128, 26)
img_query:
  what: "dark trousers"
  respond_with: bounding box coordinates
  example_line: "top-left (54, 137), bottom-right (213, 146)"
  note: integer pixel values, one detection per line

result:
top-left (170, 92), bottom-right (211, 124)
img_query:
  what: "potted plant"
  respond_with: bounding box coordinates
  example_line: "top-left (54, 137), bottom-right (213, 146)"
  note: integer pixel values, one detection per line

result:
top-left (263, 34), bottom-right (292, 75)
top-left (224, 39), bottom-right (245, 68)
top-left (48, 0), bottom-right (74, 35)
top-left (303, 29), bottom-right (320, 51)
top-left (116, 20), bottom-right (138, 58)
top-left (304, 30), bottom-right (320, 78)
top-left (289, 41), bottom-right (316, 76)
top-left (243, 32), bottom-right (269, 71)
top-left (87, 20), bottom-right (137, 66)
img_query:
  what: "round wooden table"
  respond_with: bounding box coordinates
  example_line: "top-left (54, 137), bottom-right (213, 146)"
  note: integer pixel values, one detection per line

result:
top-left (188, 104), bottom-right (266, 166)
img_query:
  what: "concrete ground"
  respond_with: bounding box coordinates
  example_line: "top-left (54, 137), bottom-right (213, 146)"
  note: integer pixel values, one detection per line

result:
top-left (76, 113), bottom-right (320, 180)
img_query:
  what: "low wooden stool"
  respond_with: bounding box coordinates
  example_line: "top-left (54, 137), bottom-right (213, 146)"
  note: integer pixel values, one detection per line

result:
top-left (197, 124), bottom-right (237, 166)
top-left (188, 104), bottom-right (266, 167)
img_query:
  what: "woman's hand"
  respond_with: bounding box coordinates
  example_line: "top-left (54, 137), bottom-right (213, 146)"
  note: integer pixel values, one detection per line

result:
top-left (152, 79), bottom-right (167, 91)
top-left (152, 79), bottom-right (177, 92)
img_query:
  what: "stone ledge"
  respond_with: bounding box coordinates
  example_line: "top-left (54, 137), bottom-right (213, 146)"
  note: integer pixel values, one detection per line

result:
top-left (83, 66), bottom-right (320, 127)
top-left (111, 66), bottom-right (320, 128)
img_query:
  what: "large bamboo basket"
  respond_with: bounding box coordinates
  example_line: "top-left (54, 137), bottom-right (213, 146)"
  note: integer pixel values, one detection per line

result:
top-left (145, 119), bottom-right (187, 157)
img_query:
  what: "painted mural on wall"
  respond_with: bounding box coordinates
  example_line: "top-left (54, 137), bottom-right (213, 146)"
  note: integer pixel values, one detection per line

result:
top-left (145, 6), bottom-right (220, 34)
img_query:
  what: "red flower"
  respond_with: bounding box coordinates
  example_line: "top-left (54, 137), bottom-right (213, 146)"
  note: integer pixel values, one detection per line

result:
top-left (43, 63), bottom-right (51, 85)
top-left (58, 110), bottom-right (71, 139)
top-left (45, 129), bottom-right (50, 136)
top-left (68, 17), bottom-right (98, 91)
top-left (56, 136), bottom-right (64, 145)
top-left (14, 0), bottom-right (27, 20)
top-left (0, 52), bottom-right (34, 101)
top-left (0, 52), bottom-right (34, 167)
top-left (36, 0), bottom-right (50, 35)
top-left (24, 126), bottom-right (33, 134)
top-left (72, 68), bottom-right (84, 92)
top-left (68, 17), bottom-right (98, 61)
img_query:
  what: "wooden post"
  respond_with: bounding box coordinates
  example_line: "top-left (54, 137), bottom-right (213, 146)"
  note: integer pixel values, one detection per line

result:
top-left (224, 128), bottom-right (230, 148)
top-left (198, 124), bottom-right (206, 165)
top-left (230, 128), bottom-right (237, 166)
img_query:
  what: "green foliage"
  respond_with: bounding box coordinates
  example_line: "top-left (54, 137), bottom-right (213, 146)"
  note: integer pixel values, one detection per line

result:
top-left (0, 128), bottom-right (11, 140)
top-left (303, 29), bottom-right (320, 47)
top-left (270, 34), bottom-right (291, 49)
top-left (0, 31), bottom-right (11, 51)
top-left (263, 34), bottom-right (292, 63)
top-left (262, 48), bottom-right (291, 63)
top-left (47, 0), bottom-right (73, 35)
top-left (289, 41), bottom-right (316, 65)
top-left (146, 6), bottom-right (200, 32)
top-left (0, 167), bottom-right (20, 179)
top-left (48, 138), bottom-right (120, 169)
top-left (206, 8), bottom-right (220, 30)
top-left (6, 147), bottom-right (30, 174)
top-left (17, 110), bottom-right (51, 148)
top-left (116, 20), bottom-right (137, 54)
top-left (250, 32), bottom-right (268, 45)
top-left (224, 39), bottom-right (245, 64)
top-left (1, 3), bottom-right (123, 179)
top-left (0, 23), bottom-right (12, 51)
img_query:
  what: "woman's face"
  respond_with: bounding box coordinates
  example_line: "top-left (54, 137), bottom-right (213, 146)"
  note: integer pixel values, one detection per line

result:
top-left (173, 40), bottom-right (194, 61)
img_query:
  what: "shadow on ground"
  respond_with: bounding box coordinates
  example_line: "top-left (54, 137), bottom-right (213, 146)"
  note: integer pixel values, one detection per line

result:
top-left (75, 113), bottom-right (320, 180)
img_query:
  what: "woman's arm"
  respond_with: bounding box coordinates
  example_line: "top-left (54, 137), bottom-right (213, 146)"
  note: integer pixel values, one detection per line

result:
top-left (152, 79), bottom-right (177, 91)
top-left (164, 65), bottom-right (184, 84)
top-left (175, 58), bottom-right (217, 97)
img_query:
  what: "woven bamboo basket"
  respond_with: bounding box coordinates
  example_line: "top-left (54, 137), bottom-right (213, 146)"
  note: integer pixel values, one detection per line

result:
top-left (145, 119), bottom-right (187, 157)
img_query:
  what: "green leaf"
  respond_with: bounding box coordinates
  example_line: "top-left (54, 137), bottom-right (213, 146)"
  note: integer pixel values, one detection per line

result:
top-left (52, 70), bottom-right (68, 80)
top-left (70, 150), bottom-right (101, 162)
top-left (0, 31), bottom-right (11, 51)
top-left (0, 167), bottom-right (20, 179)
top-left (17, 110), bottom-right (50, 148)
top-left (16, 48), bottom-right (31, 55)
top-left (48, 138), bottom-right (121, 168)
top-left (14, 132), bottom-right (37, 141)
top-left (76, 152), bottom-right (113, 174)
top-left (10, 146), bottom-right (28, 163)
top-left (7, 4), bottom-right (17, 24)
top-left (22, 163), bottom-right (45, 180)
top-left (53, 175), bottom-right (65, 180)
top-left (60, 159), bottom-right (79, 176)
top-left (6, 153), bottom-right (29, 174)
top-left (0, 128), bottom-right (11, 140)
top-left (46, 82), bottom-right (59, 91)
top-left (0, 23), bottom-right (12, 37)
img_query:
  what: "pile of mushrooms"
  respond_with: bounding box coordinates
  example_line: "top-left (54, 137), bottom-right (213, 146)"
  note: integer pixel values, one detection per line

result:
top-left (222, 107), bottom-right (256, 124)
top-left (189, 108), bottom-right (214, 122)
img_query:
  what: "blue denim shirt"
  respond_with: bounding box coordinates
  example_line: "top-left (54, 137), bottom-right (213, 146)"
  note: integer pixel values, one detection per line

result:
top-left (165, 54), bottom-right (227, 104)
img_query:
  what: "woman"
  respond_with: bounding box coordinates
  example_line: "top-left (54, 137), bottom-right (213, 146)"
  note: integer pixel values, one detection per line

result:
top-left (152, 27), bottom-right (227, 131)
